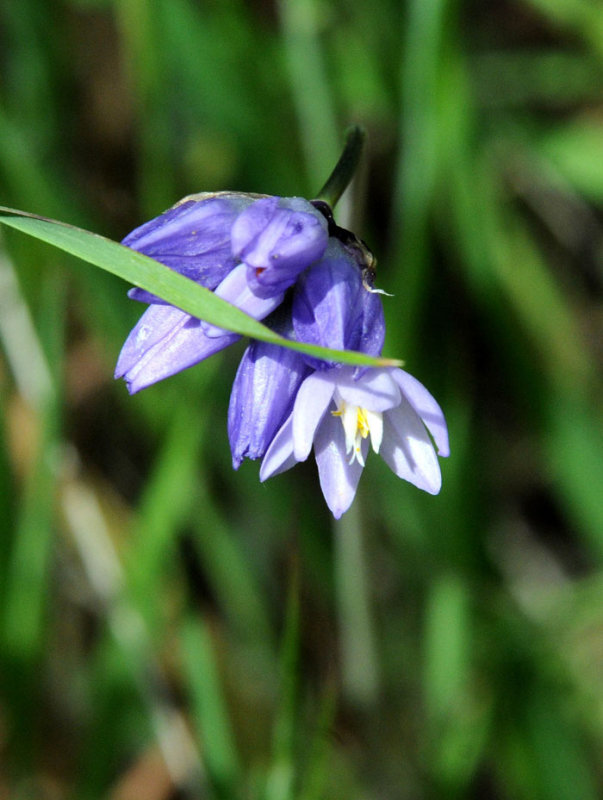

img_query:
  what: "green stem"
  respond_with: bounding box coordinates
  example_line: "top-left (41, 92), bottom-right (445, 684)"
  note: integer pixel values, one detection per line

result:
top-left (315, 126), bottom-right (366, 209)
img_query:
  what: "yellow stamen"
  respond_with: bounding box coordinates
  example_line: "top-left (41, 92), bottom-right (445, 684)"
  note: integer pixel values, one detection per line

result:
top-left (356, 408), bottom-right (370, 439)
top-left (332, 394), bottom-right (383, 466)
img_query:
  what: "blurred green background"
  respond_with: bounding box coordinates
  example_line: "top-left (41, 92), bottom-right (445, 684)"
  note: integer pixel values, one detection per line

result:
top-left (1, 0), bottom-right (603, 798)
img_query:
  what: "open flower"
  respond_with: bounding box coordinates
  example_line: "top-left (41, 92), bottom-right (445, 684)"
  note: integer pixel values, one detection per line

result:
top-left (259, 366), bottom-right (449, 519)
top-left (115, 192), bottom-right (330, 393)
top-left (227, 233), bottom-right (448, 519)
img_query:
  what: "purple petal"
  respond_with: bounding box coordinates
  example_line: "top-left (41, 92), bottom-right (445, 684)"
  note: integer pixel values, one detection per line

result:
top-left (232, 197), bottom-right (328, 297)
top-left (115, 305), bottom-right (238, 394)
top-left (127, 287), bottom-right (166, 305)
top-left (334, 367), bottom-right (400, 412)
top-left (292, 240), bottom-right (385, 369)
top-left (201, 263), bottom-right (284, 338)
top-left (314, 412), bottom-right (365, 519)
top-left (123, 193), bottom-right (254, 291)
top-left (292, 242), bottom-right (359, 352)
top-left (353, 288), bottom-right (386, 373)
top-left (260, 413), bottom-right (298, 480)
top-left (380, 397), bottom-right (442, 494)
top-left (228, 339), bottom-right (310, 468)
top-left (115, 305), bottom-right (189, 378)
top-left (391, 369), bottom-right (449, 457)
top-left (291, 372), bottom-right (336, 461)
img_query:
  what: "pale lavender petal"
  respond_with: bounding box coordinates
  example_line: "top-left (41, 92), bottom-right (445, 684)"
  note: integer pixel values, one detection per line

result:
top-left (291, 372), bottom-right (336, 461)
top-left (231, 196), bottom-right (279, 260)
top-left (391, 369), bottom-right (449, 456)
top-left (115, 305), bottom-right (190, 378)
top-left (202, 263), bottom-right (284, 338)
top-left (127, 287), bottom-right (166, 305)
top-left (380, 398), bottom-right (442, 494)
top-left (260, 413), bottom-right (298, 480)
top-left (115, 304), bottom-right (238, 394)
top-left (228, 339), bottom-right (309, 468)
top-left (335, 367), bottom-right (400, 412)
top-left (314, 412), bottom-right (365, 519)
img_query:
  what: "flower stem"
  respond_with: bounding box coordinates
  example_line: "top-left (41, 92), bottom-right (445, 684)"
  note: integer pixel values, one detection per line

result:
top-left (315, 125), bottom-right (366, 209)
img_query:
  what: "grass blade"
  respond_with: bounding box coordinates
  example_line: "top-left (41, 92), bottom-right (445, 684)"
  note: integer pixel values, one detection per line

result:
top-left (0, 209), bottom-right (401, 369)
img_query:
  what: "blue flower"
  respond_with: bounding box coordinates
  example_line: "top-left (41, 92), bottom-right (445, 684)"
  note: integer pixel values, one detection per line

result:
top-left (123, 193), bottom-right (254, 302)
top-left (259, 365), bottom-right (449, 519)
top-left (115, 193), bottom-right (329, 393)
top-left (115, 187), bottom-right (449, 519)
top-left (227, 238), bottom-right (448, 519)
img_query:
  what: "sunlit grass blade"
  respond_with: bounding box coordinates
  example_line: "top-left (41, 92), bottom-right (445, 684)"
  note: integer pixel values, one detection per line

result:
top-left (546, 392), bottom-right (603, 561)
top-left (278, 0), bottom-right (340, 191)
top-left (191, 476), bottom-right (274, 648)
top-left (298, 685), bottom-right (337, 800)
top-left (114, 0), bottom-right (177, 216)
top-left (334, 504), bottom-right (379, 706)
top-left (389, 0), bottom-right (450, 351)
top-left (125, 406), bottom-right (202, 629)
top-left (180, 616), bottom-right (242, 795)
top-left (0, 209), bottom-right (401, 369)
top-left (0, 256), bottom-right (63, 661)
top-left (1, 398), bottom-right (58, 659)
top-left (423, 574), bottom-right (490, 790)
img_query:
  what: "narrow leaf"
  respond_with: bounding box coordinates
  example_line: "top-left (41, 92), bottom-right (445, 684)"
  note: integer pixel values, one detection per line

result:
top-left (0, 208), bottom-right (401, 368)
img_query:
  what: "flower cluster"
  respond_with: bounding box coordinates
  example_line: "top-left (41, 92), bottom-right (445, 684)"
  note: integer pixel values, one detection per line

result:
top-left (116, 191), bottom-right (448, 518)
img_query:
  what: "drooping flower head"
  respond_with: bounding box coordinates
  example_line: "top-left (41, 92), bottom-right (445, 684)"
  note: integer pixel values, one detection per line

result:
top-left (115, 192), bottom-right (329, 393)
top-left (115, 127), bottom-right (449, 518)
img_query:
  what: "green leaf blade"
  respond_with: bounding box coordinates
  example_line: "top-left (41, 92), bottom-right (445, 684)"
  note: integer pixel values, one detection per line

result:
top-left (0, 208), bottom-right (401, 369)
